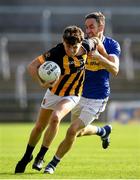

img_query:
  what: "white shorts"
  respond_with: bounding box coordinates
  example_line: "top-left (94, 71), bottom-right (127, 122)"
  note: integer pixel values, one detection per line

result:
top-left (41, 89), bottom-right (81, 110)
top-left (71, 96), bottom-right (109, 126)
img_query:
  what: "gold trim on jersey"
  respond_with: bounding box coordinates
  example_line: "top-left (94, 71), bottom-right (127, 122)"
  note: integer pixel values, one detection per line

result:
top-left (85, 57), bottom-right (105, 71)
top-left (63, 55), bottom-right (70, 74)
top-left (50, 54), bottom-right (87, 96)
top-left (50, 71), bottom-right (84, 96)
top-left (50, 75), bottom-right (65, 93)
top-left (82, 54), bottom-right (88, 62)
top-left (59, 73), bottom-right (78, 96)
top-left (73, 56), bottom-right (81, 67)
top-left (38, 55), bottom-right (45, 64)
top-left (69, 70), bottom-right (84, 95)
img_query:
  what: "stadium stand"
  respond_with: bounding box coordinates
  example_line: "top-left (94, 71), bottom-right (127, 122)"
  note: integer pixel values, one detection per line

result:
top-left (0, 0), bottom-right (140, 122)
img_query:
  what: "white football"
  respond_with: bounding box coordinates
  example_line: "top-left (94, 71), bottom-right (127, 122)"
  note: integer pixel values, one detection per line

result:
top-left (38, 61), bottom-right (61, 82)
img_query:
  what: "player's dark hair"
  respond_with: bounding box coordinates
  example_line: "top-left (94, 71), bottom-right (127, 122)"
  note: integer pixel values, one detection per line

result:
top-left (63, 25), bottom-right (84, 45)
top-left (85, 12), bottom-right (105, 26)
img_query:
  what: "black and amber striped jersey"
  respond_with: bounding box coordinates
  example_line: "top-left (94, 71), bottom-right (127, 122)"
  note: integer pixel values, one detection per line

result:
top-left (38, 39), bottom-right (94, 96)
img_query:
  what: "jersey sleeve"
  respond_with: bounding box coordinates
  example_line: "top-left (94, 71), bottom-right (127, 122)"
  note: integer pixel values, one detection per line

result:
top-left (109, 39), bottom-right (121, 57)
top-left (37, 50), bottom-right (55, 64)
top-left (37, 44), bottom-right (62, 65)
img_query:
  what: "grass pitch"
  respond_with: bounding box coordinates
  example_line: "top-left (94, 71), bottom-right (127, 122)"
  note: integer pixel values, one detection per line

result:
top-left (0, 122), bottom-right (140, 179)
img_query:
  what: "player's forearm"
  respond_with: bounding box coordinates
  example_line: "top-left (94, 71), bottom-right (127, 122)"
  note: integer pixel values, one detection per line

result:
top-left (28, 66), bottom-right (47, 88)
top-left (28, 63), bottom-right (39, 81)
top-left (27, 58), bottom-right (45, 84)
top-left (28, 59), bottom-right (55, 88)
top-left (97, 54), bottom-right (119, 76)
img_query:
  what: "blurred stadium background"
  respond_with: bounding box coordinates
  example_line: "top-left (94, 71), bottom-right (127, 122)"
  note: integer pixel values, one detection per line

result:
top-left (0, 0), bottom-right (140, 123)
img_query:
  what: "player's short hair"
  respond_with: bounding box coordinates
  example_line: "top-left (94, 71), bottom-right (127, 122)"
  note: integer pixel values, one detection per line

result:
top-left (63, 25), bottom-right (84, 45)
top-left (85, 12), bottom-right (105, 26)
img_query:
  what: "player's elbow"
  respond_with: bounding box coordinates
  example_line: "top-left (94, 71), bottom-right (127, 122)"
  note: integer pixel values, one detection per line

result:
top-left (28, 58), bottom-right (41, 77)
top-left (112, 67), bottom-right (119, 76)
top-left (113, 71), bottom-right (118, 76)
top-left (27, 63), bottom-right (35, 77)
top-left (27, 61), bottom-right (38, 78)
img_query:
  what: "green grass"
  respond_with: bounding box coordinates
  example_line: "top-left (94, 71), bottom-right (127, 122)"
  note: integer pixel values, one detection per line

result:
top-left (0, 122), bottom-right (140, 179)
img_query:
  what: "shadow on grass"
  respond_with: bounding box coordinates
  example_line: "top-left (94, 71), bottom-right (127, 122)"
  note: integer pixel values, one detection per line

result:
top-left (0, 171), bottom-right (40, 176)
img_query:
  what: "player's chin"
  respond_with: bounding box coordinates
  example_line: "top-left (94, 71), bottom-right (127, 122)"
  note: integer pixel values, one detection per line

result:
top-left (88, 34), bottom-right (96, 39)
top-left (87, 34), bottom-right (92, 38)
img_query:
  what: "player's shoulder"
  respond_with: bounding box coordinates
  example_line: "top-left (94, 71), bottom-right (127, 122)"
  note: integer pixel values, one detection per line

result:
top-left (49, 43), bottom-right (65, 54)
top-left (43, 43), bottom-right (65, 62)
top-left (104, 36), bottom-right (121, 52)
top-left (104, 36), bottom-right (120, 47)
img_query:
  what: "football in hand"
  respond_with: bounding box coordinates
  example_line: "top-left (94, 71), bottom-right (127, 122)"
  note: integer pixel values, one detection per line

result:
top-left (38, 61), bottom-right (61, 83)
